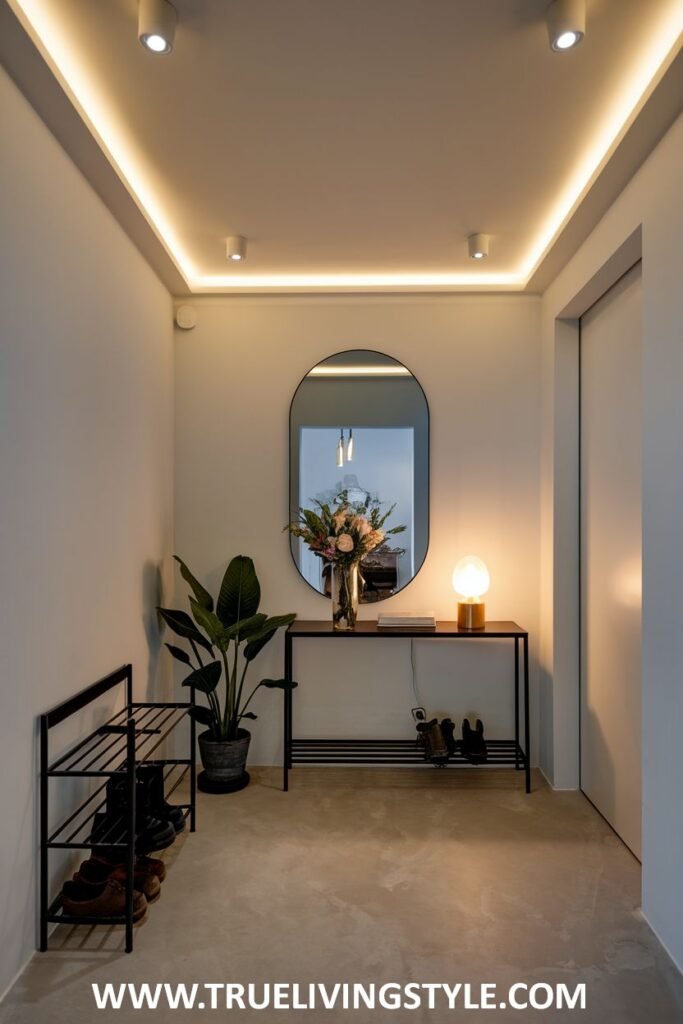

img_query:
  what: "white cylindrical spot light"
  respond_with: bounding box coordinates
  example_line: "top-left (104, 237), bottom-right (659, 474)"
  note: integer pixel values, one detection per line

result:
top-left (468, 233), bottom-right (490, 260)
top-left (139, 0), bottom-right (177, 54)
top-left (226, 235), bottom-right (247, 262)
top-left (546, 0), bottom-right (585, 52)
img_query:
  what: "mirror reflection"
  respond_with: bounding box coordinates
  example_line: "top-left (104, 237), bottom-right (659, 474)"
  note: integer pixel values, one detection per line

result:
top-left (289, 350), bottom-right (429, 602)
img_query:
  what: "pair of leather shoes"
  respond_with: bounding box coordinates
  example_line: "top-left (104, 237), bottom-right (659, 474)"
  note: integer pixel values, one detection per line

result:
top-left (61, 852), bottom-right (169, 921)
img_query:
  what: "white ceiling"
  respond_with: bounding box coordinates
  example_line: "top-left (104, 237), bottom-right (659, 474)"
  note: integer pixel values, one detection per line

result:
top-left (4, 0), bottom-right (683, 292)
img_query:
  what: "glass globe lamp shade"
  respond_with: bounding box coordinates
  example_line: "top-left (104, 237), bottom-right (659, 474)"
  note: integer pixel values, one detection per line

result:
top-left (452, 556), bottom-right (490, 629)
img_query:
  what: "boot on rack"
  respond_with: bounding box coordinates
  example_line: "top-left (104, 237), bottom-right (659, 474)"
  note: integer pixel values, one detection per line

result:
top-left (90, 806), bottom-right (176, 856)
top-left (416, 719), bottom-right (449, 765)
top-left (440, 718), bottom-right (458, 756)
top-left (461, 718), bottom-right (488, 764)
top-left (136, 764), bottom-right (186, 833)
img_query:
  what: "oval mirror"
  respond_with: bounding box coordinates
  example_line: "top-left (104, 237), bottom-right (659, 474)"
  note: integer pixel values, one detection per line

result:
top-left (289, 350), bottom-right (429, 602)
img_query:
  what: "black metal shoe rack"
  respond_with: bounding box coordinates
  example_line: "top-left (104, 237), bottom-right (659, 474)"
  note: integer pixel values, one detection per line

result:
top-left (39, 664), bottom-right (196, 953)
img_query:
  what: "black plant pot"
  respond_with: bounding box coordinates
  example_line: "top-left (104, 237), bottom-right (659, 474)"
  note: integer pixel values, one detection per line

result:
top-left (198, 729), bottom-right (251, 791)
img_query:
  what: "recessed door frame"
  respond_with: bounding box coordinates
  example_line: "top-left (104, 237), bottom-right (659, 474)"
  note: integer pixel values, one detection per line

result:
top-left (541, 227), bottom-right (642, 792)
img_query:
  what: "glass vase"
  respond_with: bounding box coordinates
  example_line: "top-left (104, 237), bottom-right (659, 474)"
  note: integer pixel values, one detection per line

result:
top-left (331, 563), bottom-right (359, 631)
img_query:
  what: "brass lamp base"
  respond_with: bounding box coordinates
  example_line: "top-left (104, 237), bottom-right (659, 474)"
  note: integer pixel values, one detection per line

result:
top-left (457, 601), bottom-right (485, 630)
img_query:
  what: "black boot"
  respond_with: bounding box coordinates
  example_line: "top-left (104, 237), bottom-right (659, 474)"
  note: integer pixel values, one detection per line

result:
top-left (136, 764), bottom-right (186, 833)
top-left (440, 718), bottom-right (458, 755)
top-left (103, 773), bottom-right (177, 852)
top-left (461, 718), bottom-right (488, 764)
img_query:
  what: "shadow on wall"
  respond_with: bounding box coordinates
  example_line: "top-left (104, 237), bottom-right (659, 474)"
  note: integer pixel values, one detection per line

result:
top-left (142, 560), bottom-right (167, 702)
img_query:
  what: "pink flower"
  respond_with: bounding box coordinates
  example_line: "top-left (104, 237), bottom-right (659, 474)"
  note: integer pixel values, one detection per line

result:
top-left (336, 533), bottom-right (354, 553)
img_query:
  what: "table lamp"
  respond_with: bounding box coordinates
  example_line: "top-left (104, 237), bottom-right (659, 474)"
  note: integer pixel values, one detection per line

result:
top-left (452, 556), bottom-right (490, 630)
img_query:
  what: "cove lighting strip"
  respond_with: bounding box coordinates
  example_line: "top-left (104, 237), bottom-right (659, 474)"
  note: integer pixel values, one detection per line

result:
top-left (9, 0), bottom-right (683, 293)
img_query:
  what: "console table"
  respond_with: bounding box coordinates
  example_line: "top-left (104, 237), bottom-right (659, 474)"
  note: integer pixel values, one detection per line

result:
top-left (283, 620), bottom-right (530, 793)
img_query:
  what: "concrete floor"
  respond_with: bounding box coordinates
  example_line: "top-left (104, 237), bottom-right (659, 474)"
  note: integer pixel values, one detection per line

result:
top-left (2, 768), bottom-right (683, 1023)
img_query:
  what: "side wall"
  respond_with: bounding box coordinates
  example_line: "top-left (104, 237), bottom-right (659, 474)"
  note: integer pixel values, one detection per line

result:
top-left (174, 295), bottom-right (542, 766)
top-left (540, 113), bottom-right (683, 968)
top-left (0, 70), bottom-right (175, 994)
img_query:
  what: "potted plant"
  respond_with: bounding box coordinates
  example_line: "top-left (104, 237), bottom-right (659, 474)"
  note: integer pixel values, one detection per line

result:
top-left (158, 555), bottom-right (296, 791)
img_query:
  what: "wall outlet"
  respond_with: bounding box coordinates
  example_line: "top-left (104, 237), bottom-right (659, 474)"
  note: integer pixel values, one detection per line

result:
top-left (411, 706), bottom-right (427, 724)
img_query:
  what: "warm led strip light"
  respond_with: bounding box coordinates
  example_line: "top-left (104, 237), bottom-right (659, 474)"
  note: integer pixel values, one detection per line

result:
top-left (307, 365), bottom-right (412, 377)
top-left (9, 0), bottom-right (683, 292)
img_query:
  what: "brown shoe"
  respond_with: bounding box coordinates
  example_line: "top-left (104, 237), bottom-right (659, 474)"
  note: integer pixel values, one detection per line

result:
top-left (91, 851), bottom-right (167, 885)
top-left (74, 858), bottom-right (161, 903)
top-left (61, 879), bottom-right (147, 921)
top-left (136, 855), bottom-right (167, 884)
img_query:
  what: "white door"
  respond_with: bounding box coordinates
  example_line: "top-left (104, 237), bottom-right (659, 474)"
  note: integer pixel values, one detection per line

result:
top-left (580, 263), bottom-right (642, 859)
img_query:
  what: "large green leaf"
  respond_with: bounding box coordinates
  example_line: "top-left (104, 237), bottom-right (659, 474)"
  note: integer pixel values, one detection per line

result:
top-left (189, 598), bottom-right (226, 646)
top-left (243, 614), bottom-right (296, 661)
top-left (187, 705), bottom-right (215, 727)
top-left (244, 630), bottom-right (276, 662)
top-left (223, 613), bottom-right (268, 641)
top-left (157, 608), bottom-right (213, 653)
top-left (252, 613), bottom-right (297, 639)
top-left (260, 678), bottom-right (299, 690)
top-left (165, 643), bottom-right (191, 665)
top-left (181, 661), bottom-right (222, 694)
top-left (216, 556), bottom-right (261, 627)
top-left (174, 555), bottom-right (214, 612)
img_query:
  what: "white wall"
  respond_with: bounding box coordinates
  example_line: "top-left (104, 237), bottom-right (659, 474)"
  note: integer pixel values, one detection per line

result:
top-left (540, 113), bottom-right (683, 968)
top-left (0, 69), bottom-right (174, 995)
top-left (174, 294), bottom-right (541, 764)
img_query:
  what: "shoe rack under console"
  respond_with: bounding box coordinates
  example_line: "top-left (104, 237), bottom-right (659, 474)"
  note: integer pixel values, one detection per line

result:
top-left (39, 664), bottom-right (196, 953)
top-left (282, 621), bottom-right (531, 794)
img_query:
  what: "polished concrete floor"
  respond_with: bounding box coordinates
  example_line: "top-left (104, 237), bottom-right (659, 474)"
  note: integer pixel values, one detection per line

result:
top-left (2, 768), bottom-right (682, 1022)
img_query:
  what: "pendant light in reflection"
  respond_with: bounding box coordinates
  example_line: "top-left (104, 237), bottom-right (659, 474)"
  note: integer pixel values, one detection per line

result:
top-left (337, 429), bottom-right (345, 468)
top-left (347, 428), bottom-right (354, 462)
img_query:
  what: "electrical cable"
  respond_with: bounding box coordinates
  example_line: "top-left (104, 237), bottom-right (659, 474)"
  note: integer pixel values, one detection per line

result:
top-left (410, 638), bottom-right (421, 706)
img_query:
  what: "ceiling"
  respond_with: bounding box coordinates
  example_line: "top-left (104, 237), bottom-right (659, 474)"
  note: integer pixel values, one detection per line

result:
top-left (3, 0), bottom-right (683, 293)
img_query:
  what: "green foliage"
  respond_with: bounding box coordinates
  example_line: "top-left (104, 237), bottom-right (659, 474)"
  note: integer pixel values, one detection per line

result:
top-left (157, 608), bottom-right (213, 653)
top-left (158, 555), bottom-right (296, 741)
top-left (217, 555), bottom-right (261, 627)
top-left (174, 555), bottom-right (214, 612)
top-left (165, 644), bottom-right (191, 665)
top-left (285, 489), bottom-right (406, 568)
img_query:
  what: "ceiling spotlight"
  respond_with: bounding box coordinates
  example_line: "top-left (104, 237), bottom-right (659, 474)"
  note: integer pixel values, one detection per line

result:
top-left (467, 233), bottom-right (490, 260)
top-left (546, 0), bottom-right (585, 52)
top-left (138, 0), bottom-right (177, 55)
top-left (226, 235), bottom-right (247, 262)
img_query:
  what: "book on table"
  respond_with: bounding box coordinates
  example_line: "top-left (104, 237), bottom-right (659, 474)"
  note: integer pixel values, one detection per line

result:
top-left (377, 611), bottom-right (436, 629)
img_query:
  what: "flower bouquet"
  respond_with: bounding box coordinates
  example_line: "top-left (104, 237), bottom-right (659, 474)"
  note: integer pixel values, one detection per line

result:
top-left (286, 491), bottom-right (406, 629)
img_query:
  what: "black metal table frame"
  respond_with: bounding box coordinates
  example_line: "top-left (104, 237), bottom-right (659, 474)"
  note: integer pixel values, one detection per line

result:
top-left (39, 664), bottom-right (196, 953)
top-left (283, 622), bottom-right (530, 793)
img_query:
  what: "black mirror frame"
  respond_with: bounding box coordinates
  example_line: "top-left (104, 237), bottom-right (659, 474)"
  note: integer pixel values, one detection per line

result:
top-left (288, 348), bottom-right (430, 601)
